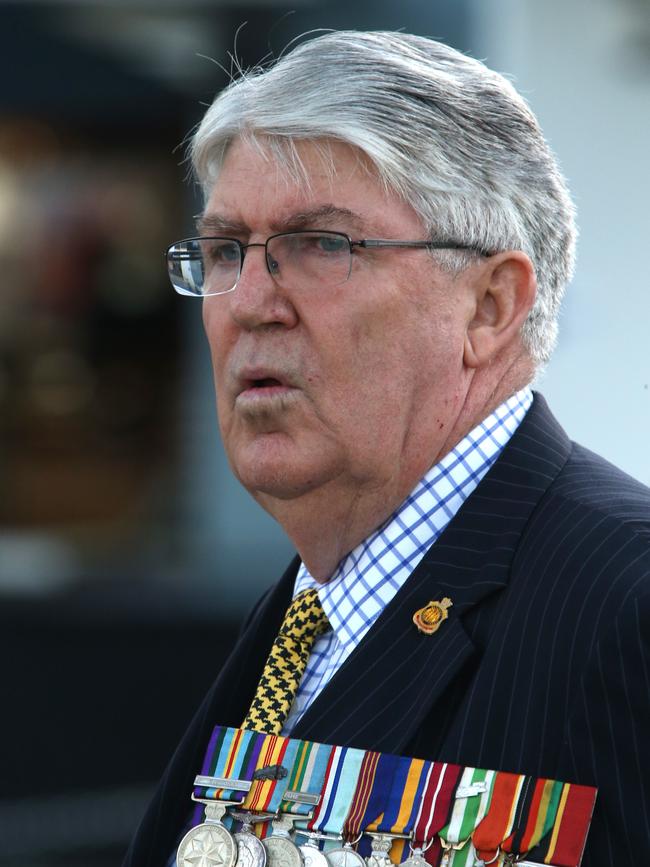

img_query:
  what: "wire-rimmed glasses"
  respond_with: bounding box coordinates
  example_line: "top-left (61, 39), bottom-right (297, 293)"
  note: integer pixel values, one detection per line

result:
top-left (165, 230), bottom-right (488, 297)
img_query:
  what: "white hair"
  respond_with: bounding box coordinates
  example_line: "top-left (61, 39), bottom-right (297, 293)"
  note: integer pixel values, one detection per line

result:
top-left (191, 30), bottom-right (577, 364)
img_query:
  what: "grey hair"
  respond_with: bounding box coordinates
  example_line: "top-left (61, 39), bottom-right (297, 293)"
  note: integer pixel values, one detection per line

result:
top-left (191, 31), bottom-right (577, 365)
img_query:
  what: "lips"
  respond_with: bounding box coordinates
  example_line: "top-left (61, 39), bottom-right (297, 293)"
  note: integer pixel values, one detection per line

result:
top-left (235, 367), bottom-right (297, 397)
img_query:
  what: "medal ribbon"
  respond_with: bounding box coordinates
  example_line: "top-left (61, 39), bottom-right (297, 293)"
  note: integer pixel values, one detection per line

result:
top-left (194, 726), bottom-right (267, 801)
top-left (437, 768), bottom-right (496, 867)
top-left (279, 739), bottom-right (335, 815)
top-left (188, 729), bottom-right (596, 865)
top-left (526, 782), bottom-right (598, 866)
top-left (344, 751), bottom-right (399, 841)
top-left (303, 745), bottom-right (366, 835)
top-left (369, 757), bottom-right (431, 836)
top-left (501, 777), bottom-right (563, 859)
top-left (408, 762), bottom-right (463, 865)
top-left (241, 733), bottom-right (301, 813)
top-left (471, 771), bottom-right (525, 862)
top-left (364, 756), bottom-right (433, 864)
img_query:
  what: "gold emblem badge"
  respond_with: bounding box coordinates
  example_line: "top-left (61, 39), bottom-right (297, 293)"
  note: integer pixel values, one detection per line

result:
top-left (413, 598), bottom-right (453, 634)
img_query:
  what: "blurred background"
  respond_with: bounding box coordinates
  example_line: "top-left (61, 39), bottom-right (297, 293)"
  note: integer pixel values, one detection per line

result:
top-left (0, 0), bottom-right (648, 864)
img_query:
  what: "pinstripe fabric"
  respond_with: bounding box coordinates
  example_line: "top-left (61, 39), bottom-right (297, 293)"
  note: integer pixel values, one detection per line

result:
top-left (123, 394), bottom-right (650, 867)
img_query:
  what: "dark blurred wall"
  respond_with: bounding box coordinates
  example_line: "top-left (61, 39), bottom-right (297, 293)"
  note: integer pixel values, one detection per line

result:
top-left (0, 3), bottom-right (473, 864)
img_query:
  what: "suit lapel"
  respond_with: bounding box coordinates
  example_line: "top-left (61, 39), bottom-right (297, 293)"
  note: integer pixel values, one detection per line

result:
top-left (292, 393), bottom-right (572, 754)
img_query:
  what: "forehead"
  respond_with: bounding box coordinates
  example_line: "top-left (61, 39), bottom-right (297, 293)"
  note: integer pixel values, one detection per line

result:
top-left (202, 136), bottom-right (426, 237)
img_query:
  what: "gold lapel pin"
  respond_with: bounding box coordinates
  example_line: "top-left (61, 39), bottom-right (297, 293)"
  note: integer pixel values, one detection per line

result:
top-left (413, 598), bottom-right (453, 634)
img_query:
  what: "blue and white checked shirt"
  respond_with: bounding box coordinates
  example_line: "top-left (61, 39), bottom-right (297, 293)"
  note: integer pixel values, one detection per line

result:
top-left (282, 386), bottom-right (533, 733)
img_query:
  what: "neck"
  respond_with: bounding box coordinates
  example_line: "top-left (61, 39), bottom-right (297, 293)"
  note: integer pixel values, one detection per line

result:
top-left (257, 478), bottom-right (404, 582)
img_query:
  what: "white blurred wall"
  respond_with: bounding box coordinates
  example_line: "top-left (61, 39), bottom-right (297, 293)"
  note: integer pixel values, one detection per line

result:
top-left (472, 0), bottom-right (650, 484)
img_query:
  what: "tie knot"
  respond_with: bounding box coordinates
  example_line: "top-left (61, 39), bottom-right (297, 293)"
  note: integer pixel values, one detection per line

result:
top-left (279, 588), bottom-right (329, 643)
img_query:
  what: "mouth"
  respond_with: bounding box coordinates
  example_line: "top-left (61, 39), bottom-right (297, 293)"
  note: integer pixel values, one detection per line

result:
top-left (235, 369), bottom-right (299, 402)
top-left (248, 377), bottom-right (284, 390)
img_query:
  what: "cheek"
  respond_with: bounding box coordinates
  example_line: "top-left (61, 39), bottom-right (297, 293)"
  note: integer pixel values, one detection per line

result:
top-left (203, 303), bottom-right (230, 380)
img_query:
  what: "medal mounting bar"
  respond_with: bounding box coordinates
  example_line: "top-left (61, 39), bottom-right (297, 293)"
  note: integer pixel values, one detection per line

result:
top-left (296, 829), bottom-right (343, 843)
top-left (283, 790), bottom-right (321, 806)
top-left (194, 774), bottom-right (252, 792)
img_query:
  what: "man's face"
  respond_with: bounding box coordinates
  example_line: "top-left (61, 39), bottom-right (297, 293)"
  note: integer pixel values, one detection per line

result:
top-left (202, 137), bottom-right (475, 513)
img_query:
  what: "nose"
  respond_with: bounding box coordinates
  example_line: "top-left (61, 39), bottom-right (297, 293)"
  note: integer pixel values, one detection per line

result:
top-left (228, 242), bottom-right (298, 331)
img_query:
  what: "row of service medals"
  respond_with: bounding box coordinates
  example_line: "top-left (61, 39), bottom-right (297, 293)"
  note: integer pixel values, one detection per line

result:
top-left (176, 786), bottom-right (543, 867)
top-left (176, 728), bottom-right (596, 867)
top-left (177, 794), bottom-right (427, 867)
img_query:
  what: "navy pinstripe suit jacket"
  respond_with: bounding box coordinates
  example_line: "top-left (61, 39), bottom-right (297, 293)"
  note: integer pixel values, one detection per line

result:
top-left (124, 394), bottom-right (650, 866)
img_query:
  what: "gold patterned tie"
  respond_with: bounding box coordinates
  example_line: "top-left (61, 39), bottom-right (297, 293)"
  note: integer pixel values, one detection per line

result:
top-left (242, 588), bottom-right (330, 734)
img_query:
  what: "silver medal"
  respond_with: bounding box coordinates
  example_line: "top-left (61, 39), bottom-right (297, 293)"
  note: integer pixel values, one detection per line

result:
top-left (235, 831), bottom-right (267, 867)
top-left (177, 801), bottom-right (237, 867)
top-left (299, 845), bottom-right (331, 867)
top-left (232, 810), bottom-right (272, 867)
top-left (365, 833), bottom-right (401, 867)
top-left (264, 835), bottom-right (305, 867)
top-left (401, 845), bottom-right (430, 867)
top-left (177, 805), bottom-right (238, 867)
top-left (298, 834), bottom-right (335, 867)
top-left (326, 843), bottom-right (366, 867)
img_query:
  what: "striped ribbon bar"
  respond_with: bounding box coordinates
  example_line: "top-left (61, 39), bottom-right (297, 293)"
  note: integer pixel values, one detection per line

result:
top-left (472, 771), bottom-right (526, 863)
top-left (500, 776), bottom-right (564, 861)
top-left (438, 767), bottom-right (496, 867)
top-left (189, 727), bottom-right (596, 866)
top-left (194, 726), bottom-right (267, 801)
top-left (241, 733), bottom-right (302, 815)
top-left (344, 752), bottom-right (402, 841)
top-left (412, 763), bottom-right (464, 865)
top-left (365, 755), bottom-right (433, 864)
top-left (303, 744), bottom-right (367, 836)
top-left (279, 739), bottom-right (335, 816)
top-left (525, 783), bottom-right (598, 867)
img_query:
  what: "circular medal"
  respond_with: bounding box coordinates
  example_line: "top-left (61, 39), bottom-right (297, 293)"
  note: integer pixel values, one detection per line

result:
top-left (327, 846), bottom-right (367, 867)
top-left (366, 833), bottom-right (394, 867)
top-left (177, 821), bottom-right (238, 867)
top-left (366, 858), bottom-right (393, 867)
top-left (235, 831), bottom-right (267, 867)
top-left (299, 844), bottom-right (331, 867)
top-left (401, 853), bottom-right (428, 867)
top-left (264, 835), bottom-right (305, 867)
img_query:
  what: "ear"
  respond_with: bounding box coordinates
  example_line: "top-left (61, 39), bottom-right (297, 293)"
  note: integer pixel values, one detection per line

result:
top-left (463, 251), bottom-right (537, 369)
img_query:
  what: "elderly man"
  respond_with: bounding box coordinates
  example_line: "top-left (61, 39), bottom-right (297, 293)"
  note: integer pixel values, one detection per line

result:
top-left (124, 31), bottom-right (650, 867)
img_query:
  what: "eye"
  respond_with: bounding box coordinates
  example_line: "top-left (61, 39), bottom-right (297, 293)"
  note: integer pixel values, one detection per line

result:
top-left (201, 239), bottom-right (240, 266)
top-left (287, 233), bottom-right (348, 257)
top-left (315, 234), bottom-right (348, 254)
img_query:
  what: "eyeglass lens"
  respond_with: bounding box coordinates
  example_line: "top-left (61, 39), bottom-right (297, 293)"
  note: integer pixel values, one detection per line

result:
top-left (167, 231), bottom-right (352, 297)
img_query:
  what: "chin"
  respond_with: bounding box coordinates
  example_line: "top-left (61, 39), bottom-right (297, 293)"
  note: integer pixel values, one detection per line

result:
top-left (237, 466), bottom-right (322, 502)
top-left (230, 448), bottom-right (331, 503)
top-left (226, 430), bottom-right (343, 503)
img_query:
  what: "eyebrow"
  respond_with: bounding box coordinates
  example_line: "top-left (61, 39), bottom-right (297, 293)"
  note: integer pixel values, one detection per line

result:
top-left (272, 205), bottom-right (363, 233)
top-left (196, 214), bottom-right (247, 235)
top-left (196, 204), bottom-right (365, 236)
